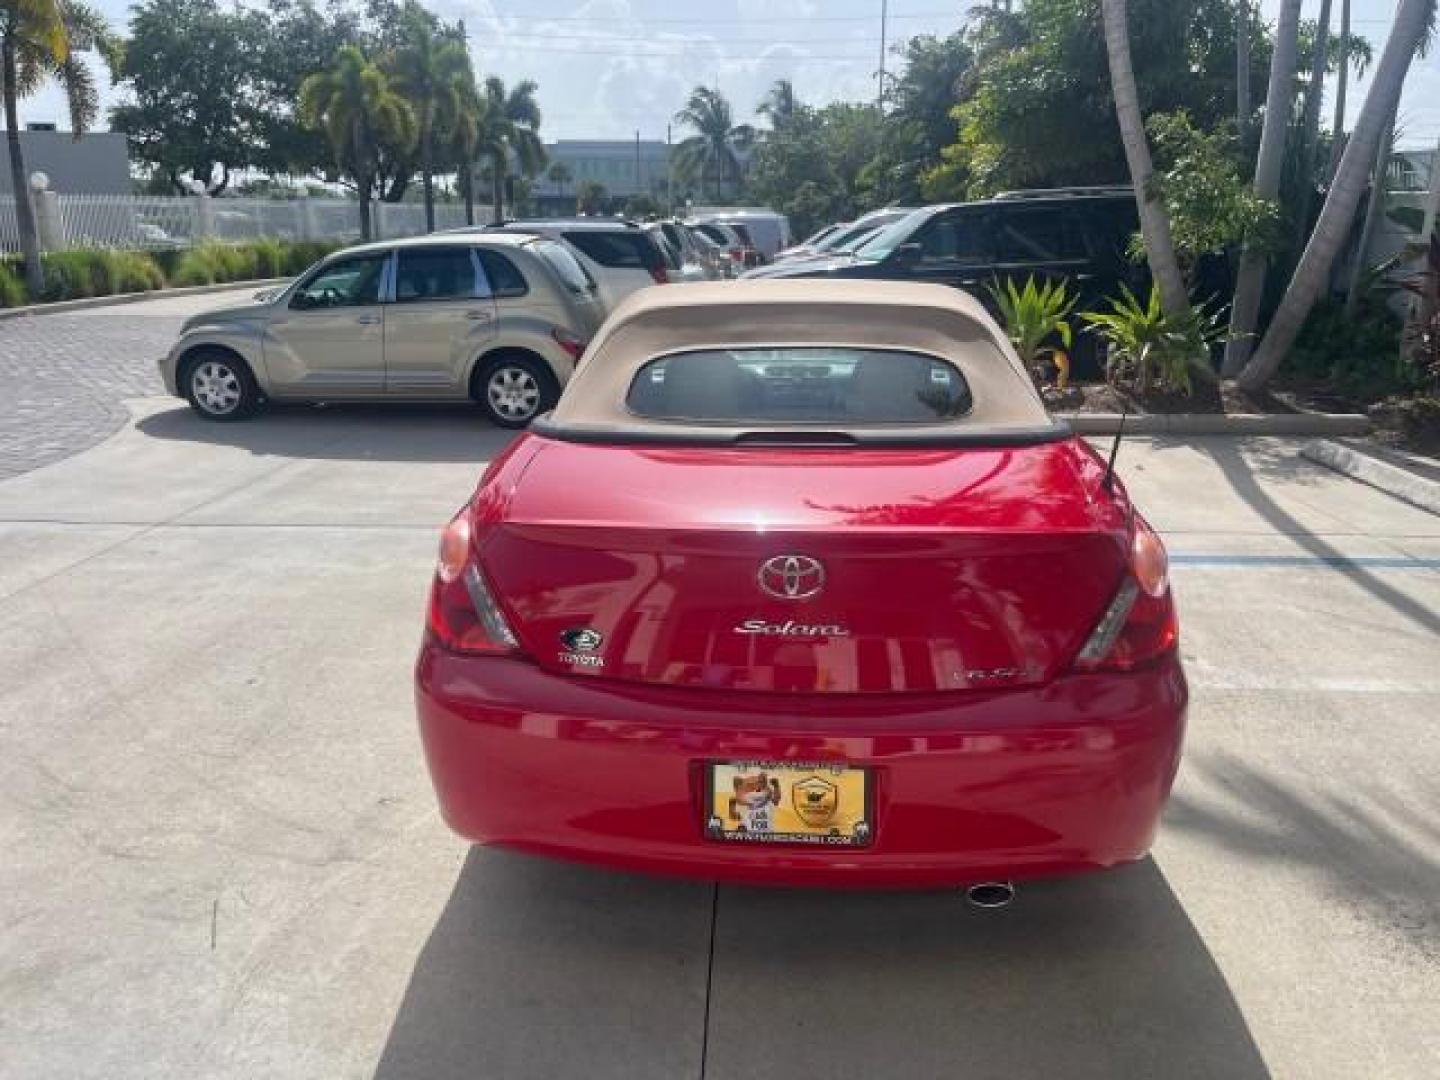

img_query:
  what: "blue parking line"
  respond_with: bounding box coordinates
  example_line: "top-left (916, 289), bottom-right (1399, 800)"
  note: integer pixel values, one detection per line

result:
top-left (1170, 554), bottom-right (1440, 570)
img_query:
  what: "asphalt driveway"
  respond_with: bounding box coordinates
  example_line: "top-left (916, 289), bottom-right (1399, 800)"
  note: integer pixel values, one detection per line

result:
top-left (1, 392), bottom-right (1437, 1078)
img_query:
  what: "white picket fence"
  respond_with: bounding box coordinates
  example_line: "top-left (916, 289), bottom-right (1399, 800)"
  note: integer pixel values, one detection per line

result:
top-left (0, 193), bottom-right (485, 254)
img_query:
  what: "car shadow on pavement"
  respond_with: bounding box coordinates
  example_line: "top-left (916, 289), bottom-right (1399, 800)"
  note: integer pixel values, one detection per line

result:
top-left (1197, 438), bottom-right (1440, 637)
top-left (1168, 752), bottom-right (1440, 961)
top-left (136, 403), bottom-right (518, 465)
top-left (373, 851), bottom-right (1270, 1080)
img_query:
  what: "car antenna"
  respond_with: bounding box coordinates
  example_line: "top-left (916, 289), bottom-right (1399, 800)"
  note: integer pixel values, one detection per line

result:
top-left (1100, 404), bottom-right (1127, 494)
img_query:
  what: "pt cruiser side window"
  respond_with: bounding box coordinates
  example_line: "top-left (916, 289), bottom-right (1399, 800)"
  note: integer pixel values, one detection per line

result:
top-left (290, 254), bottom-right (387, 310)
top-left (393, 247), bottom-right (484, 303)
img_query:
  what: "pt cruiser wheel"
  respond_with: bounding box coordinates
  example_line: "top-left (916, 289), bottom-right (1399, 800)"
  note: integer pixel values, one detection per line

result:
top-left (183, 351), bottom-right (260, 420)
top-left (477, 356), bottom-right (555, 428)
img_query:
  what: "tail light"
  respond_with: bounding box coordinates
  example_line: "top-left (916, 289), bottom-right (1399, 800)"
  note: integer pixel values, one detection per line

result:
top-left (729, 247), bottom-right (745, 263)
top-left (1073, 517), bottom-right (1177, 672)
top-left (427, 513), bottom-right (521, 655)
top-left (551, 327), bottom-right (587, 362)
top-left (648, 264), bottom-right (669, 284)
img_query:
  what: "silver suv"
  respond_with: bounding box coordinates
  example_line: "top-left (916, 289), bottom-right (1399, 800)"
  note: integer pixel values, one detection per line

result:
top-left (160, 233), bottom-right (606, 427)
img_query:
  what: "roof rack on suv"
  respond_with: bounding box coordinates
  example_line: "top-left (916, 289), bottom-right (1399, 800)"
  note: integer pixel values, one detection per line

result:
top-left (991, 186), bottom-right (1133, 201)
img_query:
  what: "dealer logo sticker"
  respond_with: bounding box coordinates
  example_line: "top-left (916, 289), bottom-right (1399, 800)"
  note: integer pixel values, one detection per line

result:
top-left (792, 775), bottom-right (839, 827)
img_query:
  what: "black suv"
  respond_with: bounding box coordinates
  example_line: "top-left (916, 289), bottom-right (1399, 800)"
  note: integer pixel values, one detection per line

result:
top-left (762, 188), bottom-right (1151, 372)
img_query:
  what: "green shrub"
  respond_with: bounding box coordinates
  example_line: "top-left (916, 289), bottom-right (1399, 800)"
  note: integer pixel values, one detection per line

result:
top-left (40, 251), bottom-right (115, 301)
top-left (0, 259), bottom-right (26, 307)
top-left (108, 251), bottom-right (165, 294)
top-left (1081, 285), bottom-right (1223, 396)
top-left (282, 240), bottom-right (337, 276)
top-left (18, 238), bottom-right (338, 304)
top-left (1288, 298), bottom-right (1410, 399)
top-left (249, 237), bottom-right (286, 278)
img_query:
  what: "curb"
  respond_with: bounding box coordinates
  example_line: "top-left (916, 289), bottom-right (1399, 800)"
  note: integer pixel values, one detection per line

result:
top-left (1300, 439), bottom-right (1440, 516)
top-left (0, 277), bottom-right (290, 321)
top-left (1060, 412), bottom-right (1371, 436)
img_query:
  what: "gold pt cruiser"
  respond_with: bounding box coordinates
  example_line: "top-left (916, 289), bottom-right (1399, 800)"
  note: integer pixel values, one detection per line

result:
top-left (159, 233), bottom-right (607, 427)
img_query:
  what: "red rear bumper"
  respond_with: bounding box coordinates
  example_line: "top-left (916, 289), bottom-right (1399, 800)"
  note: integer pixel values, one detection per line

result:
top-left (415, 643), bottom-right (1187, 888)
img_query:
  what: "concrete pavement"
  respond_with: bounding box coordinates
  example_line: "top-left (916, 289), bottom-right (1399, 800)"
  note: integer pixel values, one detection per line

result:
top-left (1, 401), bottom-right (1437, 1079)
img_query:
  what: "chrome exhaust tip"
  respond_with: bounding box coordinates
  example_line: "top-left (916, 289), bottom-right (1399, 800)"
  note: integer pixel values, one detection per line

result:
top-left (964, 881), bottom-right (1015, 909)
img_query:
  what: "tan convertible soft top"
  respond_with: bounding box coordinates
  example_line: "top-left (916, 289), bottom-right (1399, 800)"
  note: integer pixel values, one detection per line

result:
top-left (537, 280), bottom-right (1066, 445)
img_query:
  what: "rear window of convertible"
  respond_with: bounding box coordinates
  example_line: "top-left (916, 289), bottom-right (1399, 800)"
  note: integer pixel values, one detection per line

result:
top-left (625, 347), bottom-right (973, 423)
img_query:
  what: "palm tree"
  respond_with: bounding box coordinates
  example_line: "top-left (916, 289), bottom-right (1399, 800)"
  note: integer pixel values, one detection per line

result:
top-left (300, 47), bottom-right (415, 242)
top-left (1287, 0), bottom-right (1335, 267)
top-left (1328, 0), bottom-right (1353, 180)
top-left (475, 76), bottom-right (544, 225)
top-left (674, 86), bottom-right (754, 201)
top-left (575, 179), bottom-right (606, 215)
top-left (1221, 0), bottom-right (1304, 376)
top-left (757, 79), bottom-right (798, 132)
top-left (450, 77), bottom-right (483, 227)
top-left (388, 10), bottom-right (471, 232)
top-left (1099, 0), bottom-right (1187, 318)
top-left (1237, 0), bottom-right (1437, 392)
top-left (2, 0), bottom-right (117, 295)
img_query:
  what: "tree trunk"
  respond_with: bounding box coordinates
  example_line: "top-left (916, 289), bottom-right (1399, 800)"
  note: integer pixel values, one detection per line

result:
top-left (460, 161), bottom-right (475, 226)
top-left (1288, 0), bottom-right (1334, 267)
top-left (3, 38), bottom-right (45, 297)
top-left (1237, 0), bottom-right (1434, 393)
top-left (490, 152), bottom-right (506, 225)
top-left (420, 107), bottom-right (435, 233)
top-left (1328, 0), bottom-right (1352, 181)
top-left (1344, 115), bottom-right (1395, 315)
top-left (1221, 0), bottom-right (1304, 376)
top-left (1099, 0), bottom-right (1189, 318)
top-left (1236, 0), bottom-right (1251, 137)
top-left (358, 178), bottom-right (372, 242)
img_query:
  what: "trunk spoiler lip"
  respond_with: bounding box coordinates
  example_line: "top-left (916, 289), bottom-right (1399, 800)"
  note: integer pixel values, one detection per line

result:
top-left (528, 415), bottom-right (1073, 449)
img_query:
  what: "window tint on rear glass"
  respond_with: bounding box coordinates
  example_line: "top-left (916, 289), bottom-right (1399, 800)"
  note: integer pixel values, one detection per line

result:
top-left (627, 348), bottom-right (972, 423)
top-left (477, 249), bottom-right (528, 297)
top-left (532, 239), bottom-right (595, 294)
top-left (563, 231), bottom-right (662, 270)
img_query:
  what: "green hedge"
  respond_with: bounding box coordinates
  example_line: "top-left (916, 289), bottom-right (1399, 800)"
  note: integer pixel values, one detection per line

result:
top-left (0, 239), bottom-right (342, 309)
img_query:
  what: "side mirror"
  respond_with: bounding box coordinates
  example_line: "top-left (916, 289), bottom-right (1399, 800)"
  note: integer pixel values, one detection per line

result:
top-left (893, 242), bottom-right (923, 266)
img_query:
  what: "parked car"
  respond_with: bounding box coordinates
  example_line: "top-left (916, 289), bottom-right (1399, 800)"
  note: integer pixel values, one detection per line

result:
top-left (481, 219), bottom-right (669, 312)
top-left (773, 222), bottom-right (843, 261)
top-left (654, 219), bottom-right (723, 280)
top-left (689, 208), bottom-right (791, 260)
top-left (741, 222), bottom-right (892, 280)
top-left (685, 225), bottom-right (738, 278)
top-left (691, 220), bottom-right (759, 270)
top-left (758, 189), bottom-right (1151, 374)
top-left (644, 222), bottom-right (712, 282)
top-left (415, 279), bottom-right (1186, 889)
top-left (160, 233), bottom-right (604, 428)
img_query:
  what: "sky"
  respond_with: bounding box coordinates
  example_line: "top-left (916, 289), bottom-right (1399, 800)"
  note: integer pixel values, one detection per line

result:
top-left (12, 0), bottom-right (1440, 150)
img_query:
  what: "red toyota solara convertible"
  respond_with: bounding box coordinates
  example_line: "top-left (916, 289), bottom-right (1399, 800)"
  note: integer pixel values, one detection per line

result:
top-left (416, 280), bottom-right (1186, 890)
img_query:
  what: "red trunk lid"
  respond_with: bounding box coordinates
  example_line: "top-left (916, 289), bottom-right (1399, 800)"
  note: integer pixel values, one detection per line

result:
top-left (478, 438), bottom-right (1128, 693)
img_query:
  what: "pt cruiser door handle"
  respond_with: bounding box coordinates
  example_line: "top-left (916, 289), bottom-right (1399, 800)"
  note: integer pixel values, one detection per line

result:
top-left (355, 314), bottom-right (381, 325)
top-left (464, 310), bottom-right (492, 321)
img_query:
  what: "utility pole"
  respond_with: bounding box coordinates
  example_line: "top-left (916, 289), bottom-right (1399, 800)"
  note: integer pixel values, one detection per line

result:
top-left (877, 0), bottom-right (888, 110)
top-left (666, 123), bottom-right (674, 217)
top-left (635, 129), bottom-right (641, 200)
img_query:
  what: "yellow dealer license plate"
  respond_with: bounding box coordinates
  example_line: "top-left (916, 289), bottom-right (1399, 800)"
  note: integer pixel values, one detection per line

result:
top-left (704, 761), bottom-right (872, 847)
